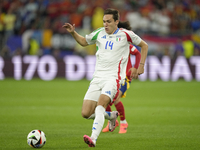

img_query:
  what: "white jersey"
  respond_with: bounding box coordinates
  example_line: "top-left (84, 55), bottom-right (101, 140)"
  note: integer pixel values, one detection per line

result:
top-left (85, 27), bottom-right (141, 84)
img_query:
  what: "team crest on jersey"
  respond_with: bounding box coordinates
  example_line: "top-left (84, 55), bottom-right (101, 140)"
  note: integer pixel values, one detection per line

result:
top-left (116, 35), bottom-right (121, 42)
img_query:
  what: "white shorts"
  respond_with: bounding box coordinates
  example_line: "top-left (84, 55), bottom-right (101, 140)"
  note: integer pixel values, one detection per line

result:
top-left (84, 78), bottom-right (119, 103)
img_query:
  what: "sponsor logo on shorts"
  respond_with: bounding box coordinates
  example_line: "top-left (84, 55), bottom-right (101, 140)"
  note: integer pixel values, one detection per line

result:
top-left (105, 91), bottom-right (111, 95)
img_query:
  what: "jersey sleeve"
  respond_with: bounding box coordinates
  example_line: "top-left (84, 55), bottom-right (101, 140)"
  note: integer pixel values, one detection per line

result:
top-left (122, 29), bottom-right (142, 46)
top-left (85, 27), bottom-right (104, 45)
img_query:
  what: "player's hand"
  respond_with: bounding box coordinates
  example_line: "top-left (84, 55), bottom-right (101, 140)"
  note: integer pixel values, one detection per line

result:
top-left (137, 64), bottom-right (144, 75)
top-left (128, 67), bottom-right (138, 80)
top-left (62, 23), bottom-right (75, 33)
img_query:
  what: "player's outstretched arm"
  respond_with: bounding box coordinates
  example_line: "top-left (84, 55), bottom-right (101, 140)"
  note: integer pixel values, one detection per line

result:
top-left (62, 23), bottom-right (88, 47)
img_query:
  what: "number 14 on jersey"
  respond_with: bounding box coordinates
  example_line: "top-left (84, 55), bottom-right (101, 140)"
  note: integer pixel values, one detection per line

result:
top-left (105, 41), bottom-right (113, 50)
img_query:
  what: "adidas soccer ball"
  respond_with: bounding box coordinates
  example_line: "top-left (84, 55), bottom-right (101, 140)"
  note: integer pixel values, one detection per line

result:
top-left (27, 129), bottom-right (46, 148)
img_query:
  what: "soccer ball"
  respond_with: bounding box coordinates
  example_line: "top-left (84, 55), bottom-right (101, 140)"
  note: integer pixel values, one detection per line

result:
top-left (27, 129), bottom-right (46, 148)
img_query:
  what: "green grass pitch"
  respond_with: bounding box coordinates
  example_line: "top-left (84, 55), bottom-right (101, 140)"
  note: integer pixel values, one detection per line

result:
top-left (0, 79), bottom-right (200, 150)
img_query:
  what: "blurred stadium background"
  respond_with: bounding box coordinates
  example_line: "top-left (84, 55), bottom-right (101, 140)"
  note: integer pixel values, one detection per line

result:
top-left (0, 0), bottom-right (200, 81)
top-left (0, 1), bottom-right (200, 149)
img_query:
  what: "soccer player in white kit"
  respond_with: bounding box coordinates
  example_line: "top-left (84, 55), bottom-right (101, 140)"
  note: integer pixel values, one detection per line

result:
top-left (62, 8), bottom-right (148, 147)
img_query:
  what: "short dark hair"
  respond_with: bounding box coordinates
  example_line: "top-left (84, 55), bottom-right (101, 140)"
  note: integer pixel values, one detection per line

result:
top-left (104, 8), bottom-right (119, 21)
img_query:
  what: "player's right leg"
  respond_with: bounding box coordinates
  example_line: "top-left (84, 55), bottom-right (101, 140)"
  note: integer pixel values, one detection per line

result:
top-left (81, 100), bottom-right (97, 119)
top-left (82, 81), bottom-right (101, 147)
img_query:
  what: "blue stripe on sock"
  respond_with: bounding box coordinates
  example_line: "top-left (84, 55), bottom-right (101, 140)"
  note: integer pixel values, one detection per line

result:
top-left (105, 111), bottom-right (111, 117)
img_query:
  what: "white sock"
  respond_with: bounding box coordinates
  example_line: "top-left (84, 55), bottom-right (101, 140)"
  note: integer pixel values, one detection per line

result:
top-left (91, 105), bottom-right (105, 140)
top-left (120, 119), bottom-right (127, 124)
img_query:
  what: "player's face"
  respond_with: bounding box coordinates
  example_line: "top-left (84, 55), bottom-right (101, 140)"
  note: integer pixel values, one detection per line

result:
top-left (103, 14), bottom-right (119, 34)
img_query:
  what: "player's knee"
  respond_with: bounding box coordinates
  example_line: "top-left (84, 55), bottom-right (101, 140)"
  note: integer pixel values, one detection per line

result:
top-left (81, 111), bottom-right (90, 119)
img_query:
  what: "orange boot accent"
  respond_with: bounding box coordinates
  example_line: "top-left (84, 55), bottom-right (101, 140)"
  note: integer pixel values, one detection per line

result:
top-left (119, 123), bottom-right (128, 134)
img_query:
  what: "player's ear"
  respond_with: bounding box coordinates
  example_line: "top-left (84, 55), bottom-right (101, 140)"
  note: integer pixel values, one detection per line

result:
top-left (115, 20), bottom-right (119, 26)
